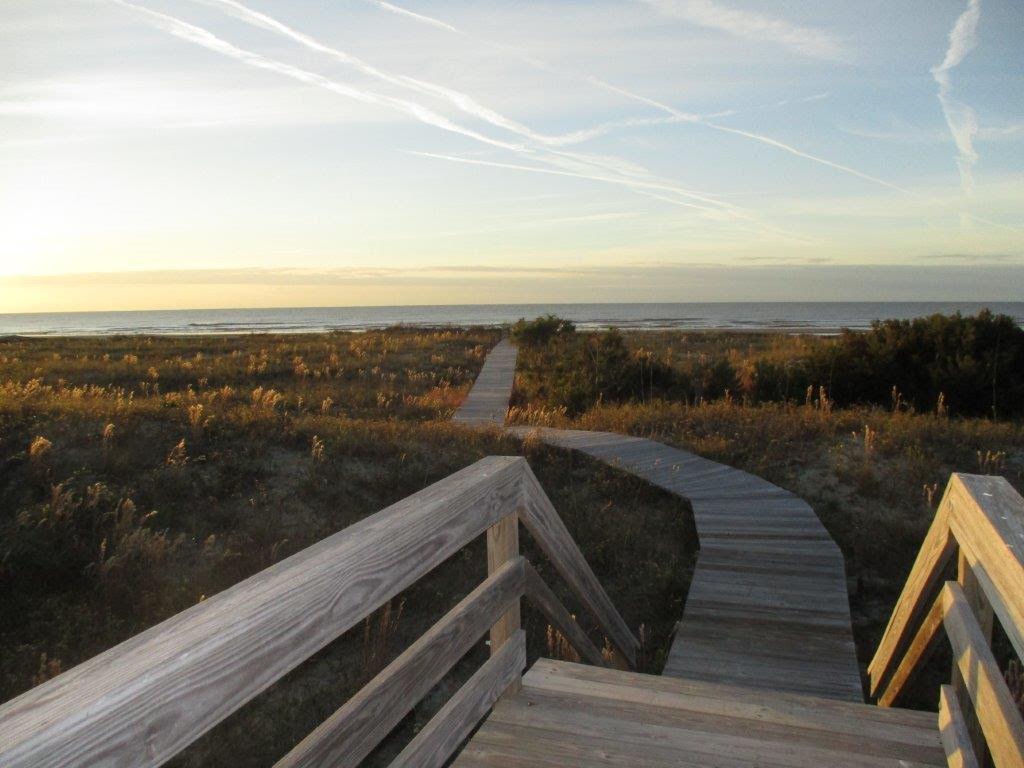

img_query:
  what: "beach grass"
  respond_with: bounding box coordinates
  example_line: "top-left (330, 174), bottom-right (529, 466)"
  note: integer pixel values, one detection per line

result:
top-left (0, 328), bottom-right (693, 766)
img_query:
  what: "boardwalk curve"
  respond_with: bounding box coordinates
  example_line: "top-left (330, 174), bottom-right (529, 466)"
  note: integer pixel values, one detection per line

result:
top-left (458, 340), bottom-right (863, 701)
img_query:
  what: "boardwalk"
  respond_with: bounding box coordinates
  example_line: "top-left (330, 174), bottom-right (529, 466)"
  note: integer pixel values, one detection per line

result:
top-left (458, 339), bottom-right (862, 701)
top-left (452, 339), bottom-right (517, 425)
top-left (507, 427), bottom-right (863, 701)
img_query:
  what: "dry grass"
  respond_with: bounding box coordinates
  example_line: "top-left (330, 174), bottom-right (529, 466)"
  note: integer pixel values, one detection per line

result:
top-left (0, 327), bottom-right (694, 767)
top-left (509, 328), bottom-right (1024, 706)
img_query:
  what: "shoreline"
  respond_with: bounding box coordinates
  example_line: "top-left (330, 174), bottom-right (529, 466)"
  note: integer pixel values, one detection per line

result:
top-left (0, 325), bottom-right (850, 339)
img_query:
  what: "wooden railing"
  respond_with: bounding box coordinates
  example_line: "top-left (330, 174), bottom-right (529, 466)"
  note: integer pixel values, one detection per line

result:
top-left (868, 473), bottom-right (1024, 768)
top-left (0, 456), bottom-right (638, 768)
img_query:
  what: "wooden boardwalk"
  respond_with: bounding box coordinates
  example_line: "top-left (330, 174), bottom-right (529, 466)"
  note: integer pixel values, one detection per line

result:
top-left (453, 339), bottom-right (517, 425)
top-left (458, 339), bottom-right (862, 701)
top-left (507, 427), bottom-right (864, 701)
top-left (453, 659), bottom-right (943, 767)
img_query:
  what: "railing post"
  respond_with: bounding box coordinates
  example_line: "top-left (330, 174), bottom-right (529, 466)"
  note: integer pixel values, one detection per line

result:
top-left (487, 513), bottom-right (521, 695)
top-left (953, 549), bottom-right (995, 764)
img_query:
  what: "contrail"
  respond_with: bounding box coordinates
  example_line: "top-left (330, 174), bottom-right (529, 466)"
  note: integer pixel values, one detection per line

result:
top-left (113, 0), bottom-right (768, 234)
top-left (635, 0), bottom-right (845, 60)
top-left (703, 122), bottom-right (916, 195)
top-left (192, 0), bottom-right (569, 147)
top-left (109, 1), bottom-right (525, 152)
top-left (186, 0), bottom-right (778, 216)
top-left (367, 0), bottom-right (457, 32)
top-left (403, 151), bottom-right (738, 215)
top-left (204, 0), bottom-right (875, 215)
top-left (932, 0), bottom-right (982, 194)
top-left (405, 150), bottom-right (821, 243)
top-left (361, 0), bottom-right (921, 197)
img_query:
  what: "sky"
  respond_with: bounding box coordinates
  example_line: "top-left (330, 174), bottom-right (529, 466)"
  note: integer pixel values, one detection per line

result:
top-left (1, 0), bottom-right (1022, 311)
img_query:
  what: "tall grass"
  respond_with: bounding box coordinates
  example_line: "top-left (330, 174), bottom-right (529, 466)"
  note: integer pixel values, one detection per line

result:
top-left (0, 327), bottom-right (694, 766)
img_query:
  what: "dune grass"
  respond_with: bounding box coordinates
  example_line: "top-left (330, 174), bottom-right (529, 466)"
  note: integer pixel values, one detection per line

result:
top-left (509, 328), bottom-right (1024, 708)
top-left (0, 328), bottom-right (693, 766)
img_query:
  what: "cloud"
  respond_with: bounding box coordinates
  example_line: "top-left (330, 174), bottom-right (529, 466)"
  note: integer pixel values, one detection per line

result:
top-left (109, 1), bottom-right (525, 151)
top-left (7, 264), bottom-right (1023, 305)
top-left (635, 0), bottom-right (845, 60)
top-left (364, 0), bottom-right (458, 33)
top-left (358, 0), bottom-right (919, 200)
top-left (402, 150), bottom-right (739, 216)
top-left (932, 0), bottom-right (982, 194)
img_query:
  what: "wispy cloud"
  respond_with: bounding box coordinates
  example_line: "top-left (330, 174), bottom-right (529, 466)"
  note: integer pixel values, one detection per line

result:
top-left (359, 0), bottom-right (921, 199)
top-left (635, 0), bottom-right (845, 60)
top-left (403, 150), bottom-right (737, 215)
top-left (192, 0), bottom-right (574, 148)
top-left (364, 0), bottom-right (458, 33)
top-left (932, 0), bottom-right (982, 194)
top-left (109, 1), bottom-right (525, 151)
top-left (123, 0), bottom-right (805, 237)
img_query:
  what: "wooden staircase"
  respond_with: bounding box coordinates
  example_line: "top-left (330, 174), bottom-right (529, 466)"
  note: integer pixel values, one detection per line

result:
top-left (455, 659), bottom-right (945, 767)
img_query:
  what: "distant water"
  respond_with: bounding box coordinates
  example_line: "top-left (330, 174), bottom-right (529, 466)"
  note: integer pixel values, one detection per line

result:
top-left (1, 303), bottom-right (1021, 337)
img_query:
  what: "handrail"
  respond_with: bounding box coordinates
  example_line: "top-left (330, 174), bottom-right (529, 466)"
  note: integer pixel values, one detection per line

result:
top-left (868, 473), bottom-right (1024, 768)
top-left (0, 455), bottom-right (638, 768)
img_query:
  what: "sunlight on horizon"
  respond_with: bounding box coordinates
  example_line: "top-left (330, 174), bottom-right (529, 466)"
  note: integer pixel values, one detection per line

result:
top-left (2, 0), bottom-right (1022, 311)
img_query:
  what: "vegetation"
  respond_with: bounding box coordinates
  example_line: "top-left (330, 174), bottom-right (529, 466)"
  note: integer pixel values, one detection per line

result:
top-left (512, 310), bottom-right (1024, 418)
top-left (509, 313), bottom-right (1024, 706)
top-left (0, 328), bottom-right (692, 766)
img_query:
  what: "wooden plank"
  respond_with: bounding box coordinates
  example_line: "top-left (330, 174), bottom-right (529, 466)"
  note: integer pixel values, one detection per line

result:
top-left (517, 464), bottom-right (638, 669)
top-left (453, 339), bottom-right (517, 425)
top-left (454, 658), bottom-right (946, 767)
top-left (938, 684), bottom-right (981, 768)
top-left (876, 590), bottom-right (946, 707)
top-left (869, 500), bottom-right (956, 699)
top-left (524, 560), bottom-right (607, 669)
top-left (275, 557), bottom-right (526, 768)
top-left (0, 456), bottom-right (528, 768)
top-left (513, 426), bottom-right (861, 699)
top-left (487, 513), bottom-right (521, 696)
top-left (390, 630), bottom-right (526, 768)
top-left (515, 661), bottom-right (941, 761)
top-left (947, 473), bottom-right (1024, 662)
top-left (942, 582), bottom-right (1024, 768)
top-left (953, 550), bottom-right (993, 764)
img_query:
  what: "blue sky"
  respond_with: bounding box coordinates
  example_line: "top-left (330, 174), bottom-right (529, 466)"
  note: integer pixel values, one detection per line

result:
top-left (1, 0), bottom-right (1022, 310)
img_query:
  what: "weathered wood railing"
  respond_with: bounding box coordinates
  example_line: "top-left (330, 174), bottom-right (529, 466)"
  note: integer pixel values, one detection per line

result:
top-left (0, 456), bottom-right (638, 768)
top-left (867, 473), bottom-right (1024, 768)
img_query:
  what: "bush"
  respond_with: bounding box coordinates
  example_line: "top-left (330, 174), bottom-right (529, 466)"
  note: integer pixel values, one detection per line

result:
top-left (805, 310), bottom-right (1024, 417)
top-left (511, 315), bottom-right (576, 348)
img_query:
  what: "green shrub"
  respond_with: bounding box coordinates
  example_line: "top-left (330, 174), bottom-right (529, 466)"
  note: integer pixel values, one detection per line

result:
top-left (804, 310), bottom-right (1024, 417)
top-left (510, 314), bottom-right (576, 348)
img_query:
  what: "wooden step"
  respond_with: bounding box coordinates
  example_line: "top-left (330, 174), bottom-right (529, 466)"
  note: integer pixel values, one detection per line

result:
top-left (452, 658), bottom-right (945, 767)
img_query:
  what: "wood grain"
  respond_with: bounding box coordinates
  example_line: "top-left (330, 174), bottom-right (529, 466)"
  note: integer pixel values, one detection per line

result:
top-left (939, 684), bottom-right (981, 768)
top-left (517, 465), bottom-right (639, 669)
top-left (487, 514), bottom-right (521, 696)
top-left (451, 658), bottom-right (946, 767)
top-left (946, 473), bottom-right (1024, 662)
top-left (876, 591), bottom-right (945, 707)
top-left (0, 456), bottom-right (527, 768)
top-left (524, 560), bottom-right (607, 669)
top-left (390, 630), bottom-right (526, 768)
top-left (942, 582), bottom-right (1024, 768)
top-left (868, 499), bottom-right (956, 699)
top-left (275, 557), bottom-right (526, 768)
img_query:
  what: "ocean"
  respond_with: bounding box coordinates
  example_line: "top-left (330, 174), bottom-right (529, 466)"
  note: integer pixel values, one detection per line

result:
top-left (1, 302), bottom-right (1021, 336)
